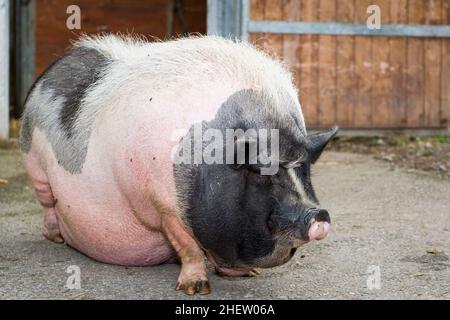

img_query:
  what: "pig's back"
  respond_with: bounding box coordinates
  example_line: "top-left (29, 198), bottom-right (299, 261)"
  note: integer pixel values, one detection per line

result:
top-left (21, 34), bottom-right (301, 167)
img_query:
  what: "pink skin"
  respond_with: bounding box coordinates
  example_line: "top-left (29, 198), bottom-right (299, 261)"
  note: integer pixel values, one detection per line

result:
top-left (308, 218), bottom-right (331, 241)
top-left (291, 218), bottom-right (331, 248)
top-left (215, 267), bottom-right (260, 277)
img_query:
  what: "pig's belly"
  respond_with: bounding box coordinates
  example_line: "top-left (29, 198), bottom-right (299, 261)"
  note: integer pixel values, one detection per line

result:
top-left (54, 198), bottom-right (175, 266)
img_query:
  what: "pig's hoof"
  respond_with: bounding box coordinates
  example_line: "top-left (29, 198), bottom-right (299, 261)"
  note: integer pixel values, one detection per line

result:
top-left (42, 226), bottom-right (64, 244)
top-left (215, 267), bottom-right (260, 277)
top-left (176, 279), bottom-right (211, 295)
top-left (246, 269), bottom-right (261, 277)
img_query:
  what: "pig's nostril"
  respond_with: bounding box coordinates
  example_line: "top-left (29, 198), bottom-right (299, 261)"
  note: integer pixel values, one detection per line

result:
top-left (315, 209), bottom-right (330, 223)
top-left (289, 248), bottom-right (297, 258)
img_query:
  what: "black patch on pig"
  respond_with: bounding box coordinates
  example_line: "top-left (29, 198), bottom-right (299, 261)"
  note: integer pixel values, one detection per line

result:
top-left (19, 45), bottom-right (110, 173)
top-left (174, 89), bottom-right (311, 268)
top-left (20, 56), bottom-right (67, 153)
top-left (40, 46), bottom-right (108, 138)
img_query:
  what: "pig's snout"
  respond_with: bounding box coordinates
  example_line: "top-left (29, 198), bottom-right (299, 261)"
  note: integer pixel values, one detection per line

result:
top-left (269, 207), bottom-right (331, 242)
top-left (305, 208), bottom-right (331, 241)
top-left (303, 208), bottom-right (331, 241)
top-left (308, 219), bottom-right (330, 241)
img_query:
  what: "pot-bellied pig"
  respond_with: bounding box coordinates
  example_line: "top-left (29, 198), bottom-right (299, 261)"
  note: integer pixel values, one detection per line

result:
top-left (20, 35), bottom-right (338, 295)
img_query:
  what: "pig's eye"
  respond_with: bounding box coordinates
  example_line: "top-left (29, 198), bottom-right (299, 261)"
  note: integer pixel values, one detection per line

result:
top-left (281, 159), bottom-right (304, 169)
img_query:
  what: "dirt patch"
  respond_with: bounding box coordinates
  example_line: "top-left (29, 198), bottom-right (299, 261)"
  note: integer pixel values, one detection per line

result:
top-left (329, 135), bottom-right (450, 179)
top-left (401, 251), bottom-right (450, 272)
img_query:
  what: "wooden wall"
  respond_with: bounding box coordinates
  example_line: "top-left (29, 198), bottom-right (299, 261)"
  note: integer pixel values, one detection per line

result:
top-left (249, 0), bottom-right (450, 129)
top-left (35, 0), bottom-right (206, 76)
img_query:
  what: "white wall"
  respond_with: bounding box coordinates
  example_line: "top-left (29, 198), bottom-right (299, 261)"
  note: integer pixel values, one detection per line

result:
top-left (0, 0), bottom-right (9, 140)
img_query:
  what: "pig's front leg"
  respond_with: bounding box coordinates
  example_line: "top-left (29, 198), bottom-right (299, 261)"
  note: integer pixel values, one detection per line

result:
top-left (160, 211), bottom-right (210, 295)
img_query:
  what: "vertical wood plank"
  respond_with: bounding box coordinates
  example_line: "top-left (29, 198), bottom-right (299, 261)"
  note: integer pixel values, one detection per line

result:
top-left (282, 0), bottom-right (301, 95)
top-left (263, 0), bottom-right (284, 57)
top-left (424, 0), bottom-right (443, 127)
top-left (250, 0), bottom-right (266, 20)
top-left (441, 0), bottom-right (450, 128)
top-left (390, 0), bottom-right (408, 128)
top-left (299, 0), bottom-right (319, 128)
top-left (407, 0), bottom-right (426, 127)
top-left (249, 0), bottom-right (267, 46)
top-left (371, 0), bottom-right (391, 128)
top-left (318, 0), bottom-right (337, 128)
top-left (354, 0), bottom-right (373, 128)
top-left (336, 0), bottom-right (355, 128)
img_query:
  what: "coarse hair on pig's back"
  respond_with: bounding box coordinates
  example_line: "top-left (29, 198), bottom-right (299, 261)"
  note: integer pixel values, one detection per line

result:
top-left (73, 33), bottom-right (303, 134)
top-left (74, 33), bottom-right (297, 98)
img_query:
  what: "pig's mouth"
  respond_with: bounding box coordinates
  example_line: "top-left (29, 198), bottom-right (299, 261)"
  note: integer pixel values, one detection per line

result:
top-left (254, 209), bottom-right (331, 268)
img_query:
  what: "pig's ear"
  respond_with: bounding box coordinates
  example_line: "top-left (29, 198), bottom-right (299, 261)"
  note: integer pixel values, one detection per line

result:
top-left (306, 126), bottom-right (338, 164)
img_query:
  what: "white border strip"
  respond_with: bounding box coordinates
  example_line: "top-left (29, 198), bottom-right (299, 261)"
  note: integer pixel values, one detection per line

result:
top-left (248, 21), bottom-right (450, 38)
top-left (0, 0), bottom-right (10, 140)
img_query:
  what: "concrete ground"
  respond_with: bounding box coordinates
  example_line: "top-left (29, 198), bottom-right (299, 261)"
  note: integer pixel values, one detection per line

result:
top-left (0, 148), bottom-right (449, 300)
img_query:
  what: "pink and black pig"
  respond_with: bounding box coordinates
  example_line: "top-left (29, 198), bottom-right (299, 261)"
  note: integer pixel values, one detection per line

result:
top-left (20, 35), bottom-right (338, 295)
